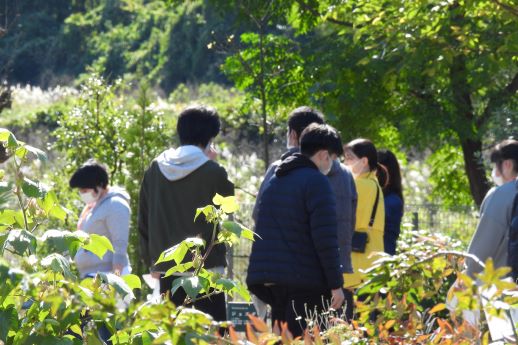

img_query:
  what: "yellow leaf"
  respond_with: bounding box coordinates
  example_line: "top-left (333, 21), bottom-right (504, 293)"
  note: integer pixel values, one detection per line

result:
top-left (212, 193), bottom-right (224, 206)
top-left (429, 303), bottom-right (446, 314)
top-left (384, 320), bottom-right (396, 329)
top-left (220, 195), bottom-right (239, 214)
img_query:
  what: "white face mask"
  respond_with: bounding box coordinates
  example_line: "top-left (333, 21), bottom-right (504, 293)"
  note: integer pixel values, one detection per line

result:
top-left (491, 166), bottom-right (504, 186)
top-left (79, 190), bottom-right (99, 205)
top-left (347, 159), bottom-right (364, 177)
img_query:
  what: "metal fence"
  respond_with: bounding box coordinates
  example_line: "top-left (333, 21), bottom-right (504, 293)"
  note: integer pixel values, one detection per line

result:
top-left (227, 203), bottom-right (479, 282)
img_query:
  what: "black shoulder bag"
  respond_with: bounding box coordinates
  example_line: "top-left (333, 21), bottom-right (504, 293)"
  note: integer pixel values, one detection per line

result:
top-left (351, 185), bottom-right (380, 253)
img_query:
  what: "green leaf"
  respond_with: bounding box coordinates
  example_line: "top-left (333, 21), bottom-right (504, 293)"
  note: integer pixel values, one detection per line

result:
top-left (194, 205), bottom-right (216, 222)
top-left (0, 129), bottom-right (12, 142)
top-left (222, 221), bottom-right (255, 241)
top-left (155, 242), bottom-right (189, 265)
top-left (38, 192), bottom-right (68, 221)
top-left (41, 253), bottom-right (75, 280)
top-left (0, 305), bottom-right (18, 341)
top-left (212, 194), bottom-right (238, 213)
top-left (184, 237), bottom-right (205, 248)
top-left (0, 210), bottom-right (17, 226)
top-left (97, 272), bottom-right (135, 300)
top-left (81, 234), bottom-right (114, 259)
top-left (214, 277), bottom-right (250, 300)
top-left (164, 262), bottom-right (194, 278)
top-left (171, 276), bottom-right (209, 300)
top-left (24, 145), bottom-right (47, 161)
top-left (122, 274), bottom-right (142, 290)
top-left (4, 229), bottom-right (37, 255)
top-left (40, 229), bottom-right (86, 257)
top-left (0, 182), bottom-right (12, 194)
top-left (22, 177), bottom-right (47, 198)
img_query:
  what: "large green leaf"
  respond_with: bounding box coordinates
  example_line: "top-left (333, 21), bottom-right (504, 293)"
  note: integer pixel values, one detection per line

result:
top-left (0, 305), bottom-right (18, 341)
top-left (0, 129), bottom-right (18, 149)
top-left (164, 262), bottom-right (194, 278)
top-left (41, 253), bottom-right (75, 280)
top-left (212, 194), bottom-right (238, 214)
top-left (219, 221), bottom-right (256, 246)
top-left (170, 276), bottom-right (210, 300)
top-left (38, 192), bottom-right (68, 221)
top-left (4, 229), bottom-right (37, 255)
top-left (155, 242), bottom-right (189, 265)
top-left (81, 234), bottom-right (114, 259)
top-left (40, 229), bottom-right (86, 256)
top-left (155, 238), bottom-right (205, 265)
top-left (194, 205), bottom-right (216, 222)
top-left (22, 177), bottom-right (47, 198)
top-left (23, 144), bottom-right (47, 162)
top-left (122, 274), bottom-right (142, 290)
top-left (97, 272), bottom-right (135, 300)
top-left (0, 210), bottom-right (17, 226)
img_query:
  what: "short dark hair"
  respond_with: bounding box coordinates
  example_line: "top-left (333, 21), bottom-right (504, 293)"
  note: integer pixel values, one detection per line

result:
top-left (69, 160), bottom-right (109, 190)
top-left (300, 124), bottom-right (343, 157)
top-left (377, 149), bottom-right (404, 204)
top-left (288, 106), bottom-right (325, 139)
top-left (344, 138), bottom-right (378, 172)
top-left (177, 105), bottom-right (220, 147)
top-left (490, 139), bottom-right (518, 173)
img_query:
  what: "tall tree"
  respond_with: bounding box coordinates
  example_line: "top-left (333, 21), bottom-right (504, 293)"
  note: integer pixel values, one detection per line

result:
top-left (290, 0), bottom-right (518, 206)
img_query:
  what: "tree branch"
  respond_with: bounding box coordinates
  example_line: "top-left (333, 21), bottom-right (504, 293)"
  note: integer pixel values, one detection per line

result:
top-left (492, 0), bottom-right (518, 17)
top-left (477, 71), bottom-right (518, 128)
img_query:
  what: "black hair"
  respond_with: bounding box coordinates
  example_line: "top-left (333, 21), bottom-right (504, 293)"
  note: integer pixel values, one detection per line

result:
top-left (69, 159), bottom-right (109, 190)
top-left (288, 106), bottom-right (325, 139)
top-left (177, 105), bottom-right (220, 147)
top-left (490, 139), bottom-right (518, 174)
top-left (377, 149), bottom-right (404, 204)
top-left (300, 123), bottom-right (343, 157)
top-left (344, 138), bottom-right (379, 172)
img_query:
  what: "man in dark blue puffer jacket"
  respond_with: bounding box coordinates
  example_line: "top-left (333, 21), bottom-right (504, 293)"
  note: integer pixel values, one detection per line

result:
top-left (247, 123), bottom-right (345, 337)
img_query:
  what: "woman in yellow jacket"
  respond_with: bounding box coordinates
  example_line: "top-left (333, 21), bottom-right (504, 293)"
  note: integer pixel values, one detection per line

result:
top-left (342, 138), bottom-right (385, 320)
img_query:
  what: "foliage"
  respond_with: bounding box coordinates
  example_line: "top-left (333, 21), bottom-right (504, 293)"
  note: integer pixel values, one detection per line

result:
top-left (52, 75), bottom-right (172, 275)
top-left (427, 144), bottom-right (474, 208)
top-left (0, 128), bottom-right (262, 344)
top-left (0, 0), bottom-right (234, 91)
top-left (0, 128), bottom-right (142, 343)
top-left (286, 0), bottom-right (518, 206)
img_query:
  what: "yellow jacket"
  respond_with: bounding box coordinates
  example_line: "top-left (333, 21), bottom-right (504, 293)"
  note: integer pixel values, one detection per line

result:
top-left (343, 171), bottom-right (385, 288)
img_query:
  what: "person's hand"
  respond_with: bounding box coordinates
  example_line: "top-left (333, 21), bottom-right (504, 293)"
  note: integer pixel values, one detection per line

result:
top-left (204, 143), bottom-right (218, 161)
top-left (151, 271), bottom-right (161, 279)
top-left (330, 288), bottom-right (345, 310)
top-left (113, 264), bottom-right (123, 276)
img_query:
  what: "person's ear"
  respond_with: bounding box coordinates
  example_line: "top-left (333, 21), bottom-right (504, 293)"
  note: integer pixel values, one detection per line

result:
top-left (289, 130), bottom-right (298, 144)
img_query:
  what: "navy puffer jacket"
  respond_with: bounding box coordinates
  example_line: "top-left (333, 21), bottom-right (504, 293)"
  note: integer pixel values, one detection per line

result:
top-left (247, 154), bottom-right (344, 290)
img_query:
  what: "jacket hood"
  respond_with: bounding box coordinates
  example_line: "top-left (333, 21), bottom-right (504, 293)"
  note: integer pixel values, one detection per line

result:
top-left (156, 145), bottom-right (209, 181)
top-left (93, 186), bottom-right (130, 210)
top-left (275, 153), bottom-right (318, 177)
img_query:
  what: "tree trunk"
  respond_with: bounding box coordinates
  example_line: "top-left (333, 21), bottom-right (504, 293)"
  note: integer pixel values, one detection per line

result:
top-left (460, 138), bottom-right (491, 207)
top-left (258, 26), bottom-right (269, 168)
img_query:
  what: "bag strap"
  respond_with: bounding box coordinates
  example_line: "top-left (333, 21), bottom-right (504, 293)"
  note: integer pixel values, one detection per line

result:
top-left (368, 183), bottom-right (380, 229)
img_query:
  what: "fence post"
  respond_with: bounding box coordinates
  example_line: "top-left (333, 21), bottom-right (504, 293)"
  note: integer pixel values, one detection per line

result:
top-left (227, 246), bottom-right (234, 280)
top-left (412, 212), bottom-right (419, 231)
